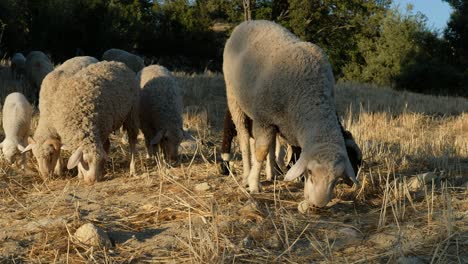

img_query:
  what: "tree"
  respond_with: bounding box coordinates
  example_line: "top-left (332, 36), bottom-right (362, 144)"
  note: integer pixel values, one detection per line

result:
top-left (444, 0), bottom-right (468, 68)
top-left (342, 6), bottom-right (428, 86)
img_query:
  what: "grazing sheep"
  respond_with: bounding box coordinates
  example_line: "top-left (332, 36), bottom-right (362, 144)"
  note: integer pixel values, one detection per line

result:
top-left (56, 56), bottom-right (98, 74)
top-left (138, 65), bottom-right (190, 162)
top-left (219, 108), bottom-right (362, 181)
top-left (25, 51), bottom-right (54, 103)
top-left (10, 53), bottom-right (26, 80)
top-left (0, 92), bottom-right (33, 167)
top-left (25, 51), bottom-right (54, 88)
top-left (224, 20), bottom-right (358, 207)
top-left (27, 56), bottom-right (101, 177)
top-left (102, 48), bottom-right (145, 73)
top-left (24, 61), bottom-right (139, 184)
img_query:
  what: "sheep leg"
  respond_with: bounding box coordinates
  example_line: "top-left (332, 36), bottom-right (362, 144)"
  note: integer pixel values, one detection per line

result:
top-left (127, 128), bottom-right (138, 176)
top-left (54, 156), bottom-right (63, 176)
top-left (265, 137), bottom-right (279, 181)
top-left (219, 109), bottom-right (236, 175)
top-left (144, 136), bottom-right (153, 159)
top-left (248, 123), bottom-right (275, 193)
top-left (21, 153), bottom-right (26, 172)
top-left (227, 100), bottom-right (251, 185)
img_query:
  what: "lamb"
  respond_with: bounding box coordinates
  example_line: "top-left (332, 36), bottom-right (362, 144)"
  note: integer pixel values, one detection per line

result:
top-left (0, 92), bottom-right (33, 167)
top-left (10, 53), bottom-right (26, 79)
top-left (138, 65), bottom-right (190, 162)
top-left (219, 108), bottom-right (362, 182)
top-left (224, 20), bottom-right (358, 207)
top-left (23, 61), bottom-right (139, 184)
top-left (102, 48), bottom-right (145, 73)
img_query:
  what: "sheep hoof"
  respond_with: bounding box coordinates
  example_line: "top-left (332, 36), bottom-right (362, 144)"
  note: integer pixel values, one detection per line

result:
top-left (248, 184), bottom-right (261, 193)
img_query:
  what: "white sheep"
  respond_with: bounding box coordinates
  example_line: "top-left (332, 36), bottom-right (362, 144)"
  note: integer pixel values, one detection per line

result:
top-left (10, 53), bottom-right (26, 79)
top-left (224, 20), bottom-right (358, 207)
top-left (23, 61), bottom-right (139, 184)
top-left (138, 65), bottom-right (191, 161)
top-left (56, 56), bottom-right (99, 74)
top-left (0, 92), bottom-right (33, 167)
top-left (102, 48), bottom-right (145, 73)
top-left (27, 56), bottom-right (100, 177)
top-left (25, 51), bottom-right (54, 103)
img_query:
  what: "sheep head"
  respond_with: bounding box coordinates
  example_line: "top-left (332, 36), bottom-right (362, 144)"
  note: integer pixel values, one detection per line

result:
top-left (67, 146), bottom-right (107, 184)
top-left (284, 148), bottom-right (358, 208)
top-left (0, 140), bottom-right (25, 164)
top-left (150, 129), bottom-right (193, 162)
top-left (23, 137), bottom-right (62, 178)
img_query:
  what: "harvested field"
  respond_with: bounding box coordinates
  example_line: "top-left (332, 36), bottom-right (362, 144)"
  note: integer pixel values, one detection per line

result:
top-left (0, 61), bottom-right (467, 263)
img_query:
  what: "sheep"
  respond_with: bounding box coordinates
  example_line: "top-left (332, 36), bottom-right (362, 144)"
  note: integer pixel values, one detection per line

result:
top-left (219, 108), bottom-right (362, 181)
top-left (224, 20), bottom-right (358, 207)
top-left (138, 65), bottom-right (191, 162)
top-left (56, 56), bottom-right (99, 74)
top-left (0, 92), bottom-right (33, 167)
top-left (25, 51), bottom-right (54, 103)
top-left (102, 48), bottom-right (145, 73)
top-left (23, 61), bottom-right (139, 184)
top-left (27, 56), bottom-right (100, 177)
top-left (10, 53), bottom-right (26, 80)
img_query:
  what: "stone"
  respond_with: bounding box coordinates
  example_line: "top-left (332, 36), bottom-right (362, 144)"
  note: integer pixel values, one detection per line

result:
top-left (298, 200), bottom-right (310, 214)
top-left (194, 182), bottom-right (210, 192)
top-left (74, 223), bottom-right (112, 248)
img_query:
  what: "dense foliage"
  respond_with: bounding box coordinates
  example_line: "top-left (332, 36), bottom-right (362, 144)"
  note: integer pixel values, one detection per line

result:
top-left (0, 0), bottom-right (466, 96)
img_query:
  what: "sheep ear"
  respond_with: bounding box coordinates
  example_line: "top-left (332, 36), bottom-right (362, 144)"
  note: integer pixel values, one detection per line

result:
top-left (284, 156), bottom-right (308, 181)
top-left (22, 142), bottom-right (35, 153)
top-left (150, 130), bottom-right (165, 145)
top-left (17, 144), bottom-right (25, 152)
top-left (345, 158), bottom-right (359, 186)
top-left (183, 130), bottom-right (195, 141)
top-left (67, 147), bottom-right (83, 169)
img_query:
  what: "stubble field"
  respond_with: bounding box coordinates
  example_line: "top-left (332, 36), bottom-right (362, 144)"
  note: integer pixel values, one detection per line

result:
top-left (0, 60), bottom-right (467, 263)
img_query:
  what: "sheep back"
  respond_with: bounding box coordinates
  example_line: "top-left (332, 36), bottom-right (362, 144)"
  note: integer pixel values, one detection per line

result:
top-left (102, 48), bottom-right (144, 73)
top-left (25, 51), bottom-right (54, 89)
top-left (53, 61), bottom-right (139, 151)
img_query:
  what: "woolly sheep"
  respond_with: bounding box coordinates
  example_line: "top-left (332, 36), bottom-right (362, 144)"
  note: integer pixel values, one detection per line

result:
top-left (0, 92), bottom-right (33, 166)
top-left (28, 56), bottom-right (100, 177)
top-left (25, 51), bottom-right (54, 102)
top-left (219, 108), bottom-right (362, 180)
top-left (138, 65), bottom-right (190, 162)
top-left (102, 48), bottom-right (145, 73)
top-left (24, 61), bottom-right (139, 184)
top-left (10, 53), bottom-right (26, 79)
top-left (224, 20), bottom-right (358, 207)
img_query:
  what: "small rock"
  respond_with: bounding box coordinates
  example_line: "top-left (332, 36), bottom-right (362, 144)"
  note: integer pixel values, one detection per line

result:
top-left (338, 227), bottom-right (361, 238)
top-left (238, 202), bottom-right (263, 222)
top-left (74, 223), bottom-right (112, 248)
top-left (298, 200), bottom-right (310, 214)
top-left (194, 182), bottom-right (210, 192)
top-left (407, 172), bottom-right (438, 191)
top-left (239, 235), bottom-right (254, 249)
top-left (368, 232), bottom-right (397, 248)
top-left (266, 234), bottom-right (282, 250)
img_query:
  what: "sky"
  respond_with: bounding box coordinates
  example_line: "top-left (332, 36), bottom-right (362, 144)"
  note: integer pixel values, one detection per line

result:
top-left (392, 0), bottom-right (453, 31)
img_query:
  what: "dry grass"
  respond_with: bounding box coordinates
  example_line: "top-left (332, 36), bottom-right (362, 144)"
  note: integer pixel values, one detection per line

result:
top-left (0, 60), bottom-right (467, 263)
